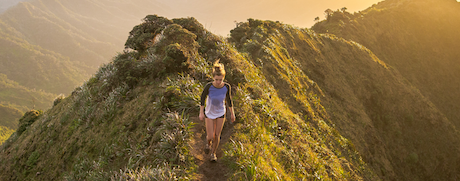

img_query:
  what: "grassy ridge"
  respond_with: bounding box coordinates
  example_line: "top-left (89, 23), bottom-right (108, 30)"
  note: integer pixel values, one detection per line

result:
top-left (312, 0), bottom-right (460, 127)
top-left (1, 14), bottom-right (460, 180)
top-left (230, 19), bottom-right (460, 180)
top-left (0, 15), bottom-right (375, 180)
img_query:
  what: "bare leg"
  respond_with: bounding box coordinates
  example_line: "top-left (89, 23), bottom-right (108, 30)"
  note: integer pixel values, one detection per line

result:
top-left (205, 118), bottom-right (214, 145)
top-left (211, 118), bottom-right (225, 155)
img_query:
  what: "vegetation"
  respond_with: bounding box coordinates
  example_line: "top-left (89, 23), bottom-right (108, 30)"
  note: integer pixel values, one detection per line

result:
top-left (1, 1), bottom-right (460, 180)
top-left (0, 0), bottom-right (173, 135)
top-left (0, 15), bottom-right (216, 180)
top-left (0, 22), bottom-right (89, 95)
top-left (0, 15), bottom-right (371, 180)
top-left (0, 126), bottom-right (14, 145)
top-left (312, 0), bottom-right (460, 129)
top-left (0, 73), bottom-right (55, 136)
top-left (230, 18), bottom-right (460, 180)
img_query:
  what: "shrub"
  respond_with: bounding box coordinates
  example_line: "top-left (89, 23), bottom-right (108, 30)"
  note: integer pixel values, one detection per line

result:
top-left (160, 74), bottom-right (201, 112)
top-left (125, 15), bottom-right (173, 53)
top-left (111, 163), bottom-right (187, 181)
top-left (53, 94), bottom-right (65, 107)
top-left (17, 110), bottom-right (42, 136)
top-left (163, 43), bottom-right (189, 73)
top-left (154, 112), bottom-right (194, 165)
top-left (26, 151), bottom-right (40, 168)
top-left (172, 17), bottom-right (205, 37)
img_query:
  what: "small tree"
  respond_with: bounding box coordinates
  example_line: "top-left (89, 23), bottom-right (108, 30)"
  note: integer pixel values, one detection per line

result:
top-left (324, 9), bottom-right (333, 19)
top-left (314, 17), bottom-right (320, 23)
top-left (341, 7), bottom-right (348, 12)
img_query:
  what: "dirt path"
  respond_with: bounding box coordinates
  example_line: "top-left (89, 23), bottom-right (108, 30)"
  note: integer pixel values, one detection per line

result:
top-left (190, 116), bottom-right (234, 180)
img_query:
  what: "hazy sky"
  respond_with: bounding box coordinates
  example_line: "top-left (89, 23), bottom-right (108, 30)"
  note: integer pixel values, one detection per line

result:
top-left (157, 0), bottom-right (384, 36)
top-left (1, 0), bottom-right (384, 36)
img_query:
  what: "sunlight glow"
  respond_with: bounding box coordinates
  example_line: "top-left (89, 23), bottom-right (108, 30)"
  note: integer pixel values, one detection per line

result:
top-left (157, 0), bottom-right (384, 35)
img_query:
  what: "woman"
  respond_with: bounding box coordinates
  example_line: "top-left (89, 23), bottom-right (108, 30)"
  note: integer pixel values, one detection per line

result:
top-left (199, 60), bottom-right (235, 162)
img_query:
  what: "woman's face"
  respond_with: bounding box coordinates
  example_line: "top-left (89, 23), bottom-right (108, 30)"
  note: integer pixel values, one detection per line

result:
top-left (213, 75), bottom-right (224, 86)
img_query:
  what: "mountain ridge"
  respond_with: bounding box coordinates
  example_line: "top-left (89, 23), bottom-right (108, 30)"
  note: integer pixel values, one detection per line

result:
top-left (229, 18), bottom-right (460, 180)
top-left (1, 0), bottom-right (460, 180)
top-left (312, 0), bottom-right (460, 128)
top-left (1, 13), bottom-right (459, 180)
top-left (0, 0), bottom-right (168, 135)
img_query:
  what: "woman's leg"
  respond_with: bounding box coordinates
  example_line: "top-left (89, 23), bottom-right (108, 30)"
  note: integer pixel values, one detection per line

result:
top-left (205, 118), bottom-right (215, 146)
top-left (211, 118), bottom-right (225, 154)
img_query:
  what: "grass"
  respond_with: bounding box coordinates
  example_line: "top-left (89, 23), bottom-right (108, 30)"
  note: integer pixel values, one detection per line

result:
top-left (2, 13), bottom-right (460, 181)
top-left (310, 0), bottom-right (460, 179)
top-left (0, 126), bottom-right (14, 145)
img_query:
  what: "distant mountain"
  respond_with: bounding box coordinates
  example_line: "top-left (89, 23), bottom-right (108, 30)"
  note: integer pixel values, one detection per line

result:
top-left (0, 18), bottom-right (85, 132)
top-left (0, 104), bottom-right (22, 130)
top-left (0, 0), bottom-right (29, 13)
top-left (0, 22), bottom-right (89, 94)
top-left (1, 0), bottom-right (168, 68)
top-left (0, 73), bottom-right (55, 144)
top-left (312, 0), bottom-right (460, 127)
top-left (0, 0), bottom-right (168, 134)
top-left (0, 74), bottom-right (55, 113)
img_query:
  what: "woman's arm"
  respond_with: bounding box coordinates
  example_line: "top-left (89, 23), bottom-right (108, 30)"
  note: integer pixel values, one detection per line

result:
top-left (199, 83), bottom-right (211, 121)
top-left (225, 83), bottom-right (235, 122)
top-left (229, 106), bottom-right (235, 123)
top-left (199, 106), bottom-right (205, 121)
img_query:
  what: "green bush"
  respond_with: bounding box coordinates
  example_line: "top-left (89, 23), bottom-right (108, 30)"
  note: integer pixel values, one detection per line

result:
top-left (53, 94), bottom-right (65, 107)
top-left (26, 151), bottom-right (40, 168)
top-left (17, 110), bottom-right (42, 136)
top-left (163, 43), bottom-right (189, 73)
top-left (125, 15), bottom-right (173, 53)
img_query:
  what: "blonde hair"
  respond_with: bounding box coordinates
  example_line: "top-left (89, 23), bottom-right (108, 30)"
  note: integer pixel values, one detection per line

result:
top-left (212, 59), bottom-right (225, 77)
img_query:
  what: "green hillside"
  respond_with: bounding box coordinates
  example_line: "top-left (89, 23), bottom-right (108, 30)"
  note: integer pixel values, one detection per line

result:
top-left (0, 73), bottom-right (55, 143)
top-left (0, 105), bottom-right (22, 145)
top-left (1, 0), bottom-right (167, 68)
top-left (0, 104), bottom-right (22, 129)
top-left (0, 75), bottom-right (45, 144)
top-left (0, 0), bottom-right (167, 137)
top-left (231, 18), bottom-right (460, 180)
top-left (0, 18), bottom-right (84, 132)
top-left (1, 15), bottom-right (459, 180)
top-left (0, 126), bottom-right (15, 145)
top-left (0, 25), bottom-right (89, 94)
top-left (0, 73), bottom-right (56, 112)
top-left (312, 0), bottom-right (460, 127)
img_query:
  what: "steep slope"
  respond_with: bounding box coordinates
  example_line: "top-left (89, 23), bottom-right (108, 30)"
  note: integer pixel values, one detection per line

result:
top-left (0, 22), bottom-right (89, 94)
top-left (230, 19), bottom-right (460, 180)
top-left (0, 104), bottom-right (22, 130)
top-left (1, 0), bottom-right (167, 68)
top-left (0, 18), bottom-right (85, 132)
top-left (0, 15), bottom-right (376, 180)
top-left (0, 73), bottom-right (55, 114)
top-left (0, 105), bottom-right (22, 145)
top-left (0, 0), bottom-right (167, 137)
top-left (0, 73), bottom-right (55, 143)
top-left (312, 0), bottom-right (460, 127)
top-left (0, 126), bottom-right (15, 145)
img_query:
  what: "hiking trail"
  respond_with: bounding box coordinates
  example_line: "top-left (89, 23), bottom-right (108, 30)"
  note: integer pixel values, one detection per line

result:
top-left (190, 116), bottom-right (234, 180)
